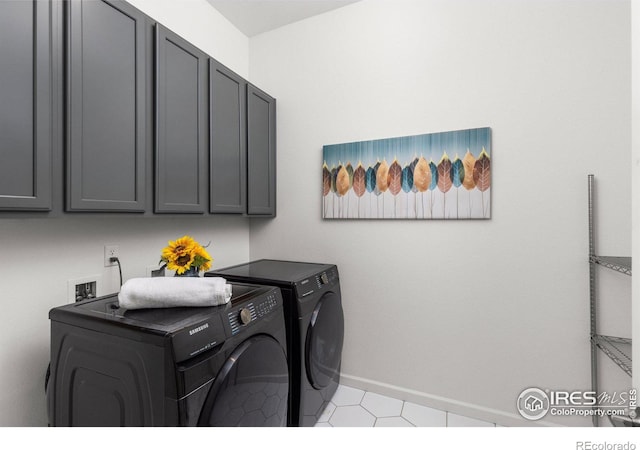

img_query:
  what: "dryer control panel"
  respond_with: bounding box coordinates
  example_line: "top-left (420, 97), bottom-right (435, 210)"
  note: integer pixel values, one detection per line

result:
top-left (295, 266), bottom-right (339, 299)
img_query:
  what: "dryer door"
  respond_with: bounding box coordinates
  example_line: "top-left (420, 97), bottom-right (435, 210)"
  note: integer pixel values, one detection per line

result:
top-left (198, 335), bottom-right (289, 426)
top-left (305, 291), bottom-right (344, 389)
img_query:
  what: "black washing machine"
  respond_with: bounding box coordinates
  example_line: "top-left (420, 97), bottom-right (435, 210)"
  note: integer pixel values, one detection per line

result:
top-left (47, 282), bottom-right (289, 426)
top-left (207, 259), bottom-right (344, 427)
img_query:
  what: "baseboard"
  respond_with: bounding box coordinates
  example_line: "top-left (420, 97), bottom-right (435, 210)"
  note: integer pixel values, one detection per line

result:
top-left (339, 373), bottom-right (561, 427)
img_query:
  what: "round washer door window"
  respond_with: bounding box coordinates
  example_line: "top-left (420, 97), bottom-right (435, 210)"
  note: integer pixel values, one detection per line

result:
top-left (198, 335), bottom-right (289, 427)
top-left (305, 291), bottom-right (344, 389)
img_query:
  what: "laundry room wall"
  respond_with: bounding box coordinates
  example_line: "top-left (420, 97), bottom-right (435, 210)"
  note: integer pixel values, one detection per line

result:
top-left (248, 0), bottom-right (632, 426)
top-left (0, 0), bottom-right (250, 426)
top-left (633, 0), bottom-right (640, 392)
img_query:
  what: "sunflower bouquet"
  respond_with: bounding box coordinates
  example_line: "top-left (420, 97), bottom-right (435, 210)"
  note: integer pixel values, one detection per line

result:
top-left (160, 235), bottom-right (212, 275)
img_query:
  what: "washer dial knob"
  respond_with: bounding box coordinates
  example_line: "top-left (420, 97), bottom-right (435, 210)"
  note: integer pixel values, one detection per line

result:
top-left (239, 308), bottom-right (252, 325)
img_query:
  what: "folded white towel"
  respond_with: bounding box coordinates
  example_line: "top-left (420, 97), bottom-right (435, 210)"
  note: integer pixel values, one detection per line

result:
top-left (117, 277), bottom-right (232, 310)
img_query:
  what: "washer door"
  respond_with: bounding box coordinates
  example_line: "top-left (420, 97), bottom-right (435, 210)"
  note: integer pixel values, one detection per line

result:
top-left (305, 291), bottom-right (344, 389)
top-left (198, 335), bottom-right (289, 427)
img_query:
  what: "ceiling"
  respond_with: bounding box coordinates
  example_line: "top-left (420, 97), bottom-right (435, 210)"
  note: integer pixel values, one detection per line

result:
top-left (206, 0), bottom-right (360, 37)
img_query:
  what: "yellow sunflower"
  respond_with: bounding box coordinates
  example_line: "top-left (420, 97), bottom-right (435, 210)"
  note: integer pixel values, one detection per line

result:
top-left (160, 235), bottom-right (212, 274)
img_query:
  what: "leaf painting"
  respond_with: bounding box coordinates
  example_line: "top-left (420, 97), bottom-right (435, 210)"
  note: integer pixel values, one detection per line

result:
top-left (321, 127), bottom-right (491, 219)
top-left (437, 153), bottom-right (452, 194)
top-left (388, 160), bottom-right (402, 196)
top-left (353, 164), bottom-right (366, 197)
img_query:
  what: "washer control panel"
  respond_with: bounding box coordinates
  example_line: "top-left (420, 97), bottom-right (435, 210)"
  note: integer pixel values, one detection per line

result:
top-left (227, 291), bottom-right (279, 335)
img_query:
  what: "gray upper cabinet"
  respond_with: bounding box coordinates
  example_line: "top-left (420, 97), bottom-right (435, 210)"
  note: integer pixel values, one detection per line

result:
top-left (0, 0), bottom-right (276, 217)
top-left (66, 0), bottom-right (147, 212)
top-left (0, 0), bottom-right (52, 211)
top-left (155, 25), bottom-right (207, 214)
top-left (247, 84), bottom-right (276, 216)
top-left (209, 60), bottom-right (247, 214)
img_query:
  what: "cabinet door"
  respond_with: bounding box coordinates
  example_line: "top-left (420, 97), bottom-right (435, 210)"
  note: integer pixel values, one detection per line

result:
top-left (66, 0), bottom-right (146, 212)
top-left (155, 25), bottom-right (207, 214)
top-left (0, 0), bottom-right (52, 211)
top-left (247, 84), bottom-right (276, 216)
top-left (209, 60), bottom-right (246, 214)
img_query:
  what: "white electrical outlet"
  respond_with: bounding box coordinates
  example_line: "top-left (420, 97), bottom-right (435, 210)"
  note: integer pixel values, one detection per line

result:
top-left (104, 244), bottom-right (119, 267)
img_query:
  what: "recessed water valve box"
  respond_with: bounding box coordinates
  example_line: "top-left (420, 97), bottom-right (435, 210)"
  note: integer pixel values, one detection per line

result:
top-left (75, 281), bottom-right (96, 302)
top-left (67, 275), bottom-right (102, 304)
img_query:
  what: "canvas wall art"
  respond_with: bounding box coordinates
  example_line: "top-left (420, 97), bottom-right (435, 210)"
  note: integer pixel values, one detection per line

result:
top-left (322, 127), bottom-right (491, 219)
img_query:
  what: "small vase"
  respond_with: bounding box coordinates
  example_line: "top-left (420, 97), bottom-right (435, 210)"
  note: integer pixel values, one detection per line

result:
top-left (175, 267), bottom-right (199, 277)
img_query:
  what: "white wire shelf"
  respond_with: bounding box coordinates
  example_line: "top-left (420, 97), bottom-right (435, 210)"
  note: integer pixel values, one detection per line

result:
top-left (591, 334), bottom-right (632, 377)
top-left (591, 256), bottom-right (632, 276)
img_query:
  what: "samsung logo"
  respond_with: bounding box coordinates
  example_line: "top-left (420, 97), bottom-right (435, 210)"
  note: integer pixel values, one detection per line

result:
top-left (189, 323), bottom-right (209, 336)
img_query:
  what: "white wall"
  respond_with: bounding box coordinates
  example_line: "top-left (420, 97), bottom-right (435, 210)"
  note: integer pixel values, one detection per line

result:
top-left (0, 0), bottom-right (250, 426)
top-left (128, 0), bottom-right (249, 78)
top-left (249, 0), bottom-right (631, 426)
top-left (633, 0), bottom-right (640, 393)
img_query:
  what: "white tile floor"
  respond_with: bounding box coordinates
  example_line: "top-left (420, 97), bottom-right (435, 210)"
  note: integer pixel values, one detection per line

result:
top-left (315, 385), bottom-right (497, 427)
